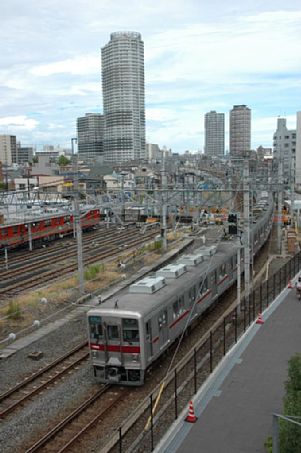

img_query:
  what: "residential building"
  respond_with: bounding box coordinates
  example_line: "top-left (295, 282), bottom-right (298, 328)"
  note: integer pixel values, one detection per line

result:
top-left (0, 135), bottom-right (17, 165)
top-left (101, 31), bottom-right (146, 163)
top-left (77, 113), bottom-right (105, 159)
top-left (256, 146), bottom-right (272, 160)
top-left (31, 154), bottom-right (60, 176)
top-left (147, 143), bottom-right (162, 162)
top-left (273, 118), bottom-right (296, 187)
top-left (229, 105), bottom-right (251, 158)
top-left (204, 111), bottom-right (225, 157)
top-left (16, 143), bottom-right (34, 164)
top-left (295, 112), bottom-right (301, 189)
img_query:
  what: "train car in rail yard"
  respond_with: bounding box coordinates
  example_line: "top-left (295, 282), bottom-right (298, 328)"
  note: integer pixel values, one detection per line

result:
top-left (0, 208), bottom-right (101, 250)
top-left (87, 194), bottom-right (273, 385)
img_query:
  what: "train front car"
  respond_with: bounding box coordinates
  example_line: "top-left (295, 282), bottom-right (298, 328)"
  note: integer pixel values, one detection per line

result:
top-left (87, 309), bottom-right (144, 385)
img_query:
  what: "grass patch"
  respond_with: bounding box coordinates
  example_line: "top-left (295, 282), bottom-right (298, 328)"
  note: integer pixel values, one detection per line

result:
top-left (6, 301), bottom-right (22, 320)
top-left (84, 263), bottom-right (106, 281)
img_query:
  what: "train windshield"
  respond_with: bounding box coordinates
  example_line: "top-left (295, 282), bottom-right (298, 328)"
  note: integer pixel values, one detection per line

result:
top-left (122, 318), bottom-right (139, 343)
top-left (107, 325), bottom-right (120, 340)
top-left (88, 315), bottom-right (103, 340)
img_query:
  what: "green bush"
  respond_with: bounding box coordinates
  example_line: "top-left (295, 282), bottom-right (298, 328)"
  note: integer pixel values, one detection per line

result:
top-left (280, 353), bottom-right (301, 452)
top-left (264, 436), bottom-right (272, 452)
top-left (84, 264), bottom-right (104, 280)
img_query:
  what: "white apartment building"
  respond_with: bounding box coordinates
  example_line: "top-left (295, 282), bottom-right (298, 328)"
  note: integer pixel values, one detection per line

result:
top-left (273, 118), bottom-right (296, 187)
top-left (204, 111), bottom-right (225, 157)
top-left (0, 135), bottom-right (17, 165)
top-left (295, 112), bottom-right (301, 190)
top-left (101, 31), bottom-right (146, 163)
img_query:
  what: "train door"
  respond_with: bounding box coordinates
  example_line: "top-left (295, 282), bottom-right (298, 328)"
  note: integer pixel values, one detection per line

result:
top-left (145, 320), bottom-right (153, 359)
top-left (158, 310), bottom-right (168, 346)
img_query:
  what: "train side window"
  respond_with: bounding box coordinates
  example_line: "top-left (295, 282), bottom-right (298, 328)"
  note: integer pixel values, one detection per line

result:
top-left (189, 286), bottom-right (196, 303)
top-left (158, 310), bottom-right (167, 329)
top-left (173, 301), bottom-right (179, 319)
top-left (122, 318), bottom-right (139, 342)
top-left (231, 255), bottom-right (236, 269)
top-left (45, 220), bottom-right (51, 227)
top-left (88, 316), bottom-right (103, 340)
top-left (201, 278), bottom-right (208, 294)
top-left (1, 227), bottom-right (8, 237)
top-left (178, 295), bottom-right (185, 313)
top-left (219, 264), bottom-right (226, 279)
top-left (107, 325), bottom-right (120, 340)
top-left (198, 280), bottom-right (203, 295)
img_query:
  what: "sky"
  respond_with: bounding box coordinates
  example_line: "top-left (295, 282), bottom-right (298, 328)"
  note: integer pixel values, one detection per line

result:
top-left (0, 0), bottom-right (301, 154)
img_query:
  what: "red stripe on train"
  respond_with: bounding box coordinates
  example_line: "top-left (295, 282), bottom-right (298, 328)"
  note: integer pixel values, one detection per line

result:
top-left (218, 274), bottom-right (229, 285)
top-left (90, 344), bottom-right (140, 353)
top-left (169, 309), bottom-right (190, 329)
top-left (197, 289), bottom-right (212, 304)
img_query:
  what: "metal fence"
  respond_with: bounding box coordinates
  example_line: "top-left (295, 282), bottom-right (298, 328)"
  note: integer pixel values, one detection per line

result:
top-left (107, 251), bottom-right (301, 453)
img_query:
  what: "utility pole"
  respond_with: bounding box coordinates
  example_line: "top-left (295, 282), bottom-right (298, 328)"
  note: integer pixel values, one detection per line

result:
top-left (243, 160), bottom-right (251, 304)
top-left (290, 154), bottom-right (295, 228)
top-left (71, 138), bottom-right (84, 295)
top-left (161, 155), bottom-right (168, 251)
top-left (277, 158), bottom-right (283, 254)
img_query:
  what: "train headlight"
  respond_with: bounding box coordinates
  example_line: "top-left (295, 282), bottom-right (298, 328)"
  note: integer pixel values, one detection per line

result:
top-left (132, 353), bottom-right (139, 362)
top-left (92, 351), bottom-right (98, 358)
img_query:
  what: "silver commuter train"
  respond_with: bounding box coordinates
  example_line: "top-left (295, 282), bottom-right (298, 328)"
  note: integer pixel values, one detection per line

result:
top-left (87, 195), bottom-right (273, 385)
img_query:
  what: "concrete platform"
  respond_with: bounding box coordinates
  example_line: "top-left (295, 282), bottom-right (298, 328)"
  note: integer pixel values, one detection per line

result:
top-left (155, 279), bottom-right (301, 453)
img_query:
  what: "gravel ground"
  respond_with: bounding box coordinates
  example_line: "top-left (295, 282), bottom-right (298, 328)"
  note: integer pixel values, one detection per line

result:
top-left (0, 315), bottom-right (87, 394)
top-left (0, 364), bottom-right (94, 452)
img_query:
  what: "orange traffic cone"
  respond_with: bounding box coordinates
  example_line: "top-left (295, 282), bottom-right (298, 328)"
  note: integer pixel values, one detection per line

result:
top-left (288, 280), bottom-right (293, 289)
top-left (256, 313), bottom-right (264, 325)
top-left (185, 400), bottom-right (197, 423)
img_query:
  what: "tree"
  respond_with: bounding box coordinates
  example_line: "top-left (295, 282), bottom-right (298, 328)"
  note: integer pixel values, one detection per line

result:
top-left (280, 353), bottom-right (301, 452)
top-left (58, 155), bottom-right (70, 166)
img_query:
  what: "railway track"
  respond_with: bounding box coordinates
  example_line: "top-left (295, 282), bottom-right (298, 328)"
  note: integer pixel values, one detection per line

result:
top-left (0, 227), bottom-right (141, 283)
top-left (25, 385), bottom-right (126, 453)
top-left (0, 341), bottom-right (89, 418)
top-left (0, 228), bottom-right (159, 299)
top-left (0, 224), bottom-right (134, 272)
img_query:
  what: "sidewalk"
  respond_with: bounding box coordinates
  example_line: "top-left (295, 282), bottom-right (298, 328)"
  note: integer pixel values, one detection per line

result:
top-left (156, 280), bottom-right (301, 453)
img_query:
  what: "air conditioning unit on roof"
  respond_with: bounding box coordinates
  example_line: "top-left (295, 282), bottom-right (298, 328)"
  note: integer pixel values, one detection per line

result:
top-left (178, 254), bottom-right (204, 266)
top-left (198, 245), bottom-right (217, 256)
top-left (156, 263), bottom-right (187, 279)
top-left (129, 276), bottom-right (165, 294)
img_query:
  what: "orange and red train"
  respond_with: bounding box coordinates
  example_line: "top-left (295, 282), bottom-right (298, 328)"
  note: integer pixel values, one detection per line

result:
top-left (0, 208), bottom-right (101, 250)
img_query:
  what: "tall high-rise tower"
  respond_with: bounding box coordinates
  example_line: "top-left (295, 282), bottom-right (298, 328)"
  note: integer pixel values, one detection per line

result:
top-left (229, 105), bottom-right (251, 158)
top-left (101, 31), bottom-right (145, 163)
top-left (204, 111), bottom-right (224, 157)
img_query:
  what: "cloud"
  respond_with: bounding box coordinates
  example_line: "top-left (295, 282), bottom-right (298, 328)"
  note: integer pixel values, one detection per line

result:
top-left (0, 2), bottom-right (301, 152)
top-left (31, 55), bottom-right (100, 76)
top-left (0, 115), bottom-right (38, 130)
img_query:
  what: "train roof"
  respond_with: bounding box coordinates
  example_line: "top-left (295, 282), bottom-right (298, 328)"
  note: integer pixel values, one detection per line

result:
top-left (88, 241), bottom-right (239, 319)
top-left (88, 196), bottom-right (273, 319)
